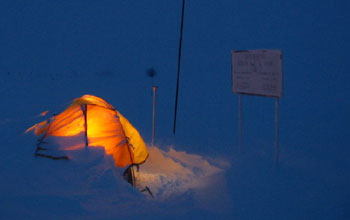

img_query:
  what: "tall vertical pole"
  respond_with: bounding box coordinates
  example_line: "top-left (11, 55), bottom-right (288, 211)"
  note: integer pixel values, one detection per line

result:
top-left (274, 98), bottom-right (279, 162)
top-left (238, 94), bottom-right (243, 153)
top-left (173, 0), bottom-right (186, 134)
top-left (152, 86), bottom-right (158, 147)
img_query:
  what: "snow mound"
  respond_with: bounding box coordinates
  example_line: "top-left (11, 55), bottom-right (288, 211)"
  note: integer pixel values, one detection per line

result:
top-left (135, 146), bottom-right (224, 198)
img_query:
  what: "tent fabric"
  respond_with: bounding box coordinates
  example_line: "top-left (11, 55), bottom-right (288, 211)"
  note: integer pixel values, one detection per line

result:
top-left (26, 95), bottom-right (148, 167)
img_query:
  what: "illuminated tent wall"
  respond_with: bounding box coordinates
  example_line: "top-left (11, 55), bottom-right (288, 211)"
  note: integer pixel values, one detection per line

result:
top-left (26, 95), bottom-right (148, 168)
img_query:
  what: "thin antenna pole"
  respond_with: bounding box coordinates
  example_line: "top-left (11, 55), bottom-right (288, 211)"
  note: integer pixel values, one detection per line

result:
top-left (152, 86), bottom-right (158, 146)
top-left (173, 0), bottom-right (186, 134)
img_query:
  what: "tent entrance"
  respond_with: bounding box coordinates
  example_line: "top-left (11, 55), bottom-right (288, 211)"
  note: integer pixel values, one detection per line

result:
top-left (123, 165), bottom-right (154, 198)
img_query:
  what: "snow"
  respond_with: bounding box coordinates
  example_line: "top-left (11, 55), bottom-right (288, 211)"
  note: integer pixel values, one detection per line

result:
top-left (0, 73), bottom-right (232, 219)
top-left (0, 71), bottom-right (349, 219)
top-left (0, 66), bottom-right (349, 219)
top-left (134, 146), bottom-right (225, 198)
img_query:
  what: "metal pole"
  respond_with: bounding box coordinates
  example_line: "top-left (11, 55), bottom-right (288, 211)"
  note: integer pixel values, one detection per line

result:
top-left (274, 98), bottom-right (279, 162)
top-left (152, 86), bottom-right (158, 147)
top-left (238, 94), bottom-right (243, 153)
top-left (173, 0), bottom-right (186, 134)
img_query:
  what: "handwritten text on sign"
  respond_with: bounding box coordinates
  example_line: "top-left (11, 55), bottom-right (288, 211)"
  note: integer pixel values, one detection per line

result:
top-left (232, 50), bottom-right (283, 98)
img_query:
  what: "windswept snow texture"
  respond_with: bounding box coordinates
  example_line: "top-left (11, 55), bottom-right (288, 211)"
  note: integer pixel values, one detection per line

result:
top-left (135, 147), bottom-right (226, 199)
top-left (1, 0), bottom-right (350, 219)
top-left (1, 71), bottom-right (348, 219)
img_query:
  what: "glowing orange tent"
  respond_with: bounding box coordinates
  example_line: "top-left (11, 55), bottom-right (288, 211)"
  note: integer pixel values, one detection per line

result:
top-left (26, 95), bottom-right (148, 168)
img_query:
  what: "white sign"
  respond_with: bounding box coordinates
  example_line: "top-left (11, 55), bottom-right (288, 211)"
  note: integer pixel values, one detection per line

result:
top-left (232, 50), bottom-right (283, 98)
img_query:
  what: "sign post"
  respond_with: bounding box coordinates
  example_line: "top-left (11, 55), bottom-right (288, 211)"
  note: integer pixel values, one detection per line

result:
top-left (231, 50), bottom-right (283, 162)
top-left (238, 94), bottom-right (243, 153)
top-left (274, 97), bottom-right (279, 162)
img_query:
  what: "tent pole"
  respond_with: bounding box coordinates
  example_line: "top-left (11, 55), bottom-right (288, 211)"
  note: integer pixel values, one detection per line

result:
top-left (131, 165), bottom-right (136, 187)
top-left (82, 104), bottom-right (88, 148)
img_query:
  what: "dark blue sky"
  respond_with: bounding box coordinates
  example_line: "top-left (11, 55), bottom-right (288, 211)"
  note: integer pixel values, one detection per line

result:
top-left (1, 0), bottom-right (349, 160)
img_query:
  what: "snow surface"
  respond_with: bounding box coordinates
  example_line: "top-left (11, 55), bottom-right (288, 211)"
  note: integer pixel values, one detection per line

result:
top-left (0, 72), bottom-right (348, 220)
top-left (0, 73), bottom-right (233, 220)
